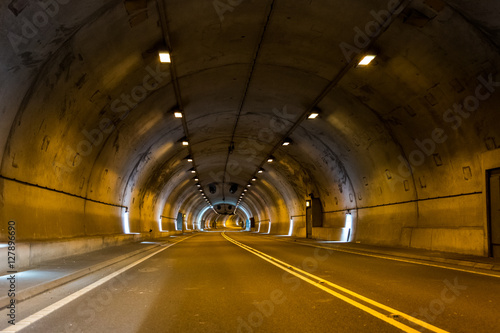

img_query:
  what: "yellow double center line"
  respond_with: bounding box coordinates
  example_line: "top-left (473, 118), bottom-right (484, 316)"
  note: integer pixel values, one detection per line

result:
top-left (222, 232), bottom-right (449, 333)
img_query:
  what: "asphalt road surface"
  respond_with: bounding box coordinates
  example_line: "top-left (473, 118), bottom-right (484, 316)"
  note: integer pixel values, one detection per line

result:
top-left (1, 231), bottom-right (498, 332)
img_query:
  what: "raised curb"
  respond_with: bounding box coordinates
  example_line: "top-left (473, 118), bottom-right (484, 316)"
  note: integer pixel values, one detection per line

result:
top-left (0, 243), bottom-right (162, 308)
top-left (261, 235), bottom-right (500, 273)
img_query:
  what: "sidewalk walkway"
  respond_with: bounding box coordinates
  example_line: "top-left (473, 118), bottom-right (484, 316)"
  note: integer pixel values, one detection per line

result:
top-left (268, 235), bottom-right (500, 273)
top-left (0, 235), bottom-right (191, 308)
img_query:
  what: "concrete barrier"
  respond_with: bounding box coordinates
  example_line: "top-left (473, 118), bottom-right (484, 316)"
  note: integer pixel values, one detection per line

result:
top-left (312, 227), bottom-right (350, 242)
top-left (404, 227), bottom-right (485, 256)
top-left (0, 233), bottom-right (145, 272)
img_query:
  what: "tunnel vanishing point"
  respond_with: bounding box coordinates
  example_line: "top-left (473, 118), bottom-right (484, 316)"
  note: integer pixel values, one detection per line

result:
top-left (1, 0), bottom-right (500, 270)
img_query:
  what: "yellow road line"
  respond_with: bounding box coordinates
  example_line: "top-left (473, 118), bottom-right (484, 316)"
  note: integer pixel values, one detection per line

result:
top-left (298, 242), bottom-right (500, 279)
top-left (223, 232), bottom-right (449, 333)
top-left (257, 234), bottom-right (500, 279)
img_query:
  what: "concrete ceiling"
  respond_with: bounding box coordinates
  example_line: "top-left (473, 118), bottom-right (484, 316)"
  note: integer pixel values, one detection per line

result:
top-left (1, 0), bottom-right (500, 241)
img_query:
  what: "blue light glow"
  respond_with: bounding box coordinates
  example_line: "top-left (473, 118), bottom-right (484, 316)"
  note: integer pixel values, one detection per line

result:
top-left (122, 210), bottom-right (130, 234)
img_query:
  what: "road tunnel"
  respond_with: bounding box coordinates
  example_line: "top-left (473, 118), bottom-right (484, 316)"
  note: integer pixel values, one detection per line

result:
top-left (1, 1), bottom-right (500, 318)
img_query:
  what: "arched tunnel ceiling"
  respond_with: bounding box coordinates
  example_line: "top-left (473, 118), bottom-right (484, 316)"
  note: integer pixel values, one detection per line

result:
top-left (1, 0), bottom-right (500, 230)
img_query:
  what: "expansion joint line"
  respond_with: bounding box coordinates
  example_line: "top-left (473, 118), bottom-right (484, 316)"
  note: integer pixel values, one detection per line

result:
top-left (222, 0), bottom-right (276, 197)
top-left (221, 232), bottom-right (449, 333)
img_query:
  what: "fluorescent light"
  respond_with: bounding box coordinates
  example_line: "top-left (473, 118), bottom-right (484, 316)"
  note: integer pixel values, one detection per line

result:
top-left (174, 112), bottom-right (183, 118)
top-left (358, 55), bottom-right (376, 66)
top-left (122, 209), bottom-right (130, 234)
top-left (187, 158), bottom-right (193, 162)
top-left (282, 141), bottom-right (290, 146)
top-left (159, 52), bottom-right (171, 63)
top-left (267, 158), bottom-right (274, 163)
top-left (345, 213), bottom-right (352, 229)
top-left (258, 169), bottom-right (263, 174)
top-left (308, 113), bottom-right (319, 119)
top-left (182, 141), bottom-right (189, 146)
top-left (252, 178), bottom-right (257, 181)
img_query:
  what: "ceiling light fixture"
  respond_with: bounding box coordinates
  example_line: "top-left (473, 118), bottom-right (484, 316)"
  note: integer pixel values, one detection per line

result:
top-left (174, 111), bottom-right (183, 118)
top-left (159, 51), bottom-right (171, 63)
top-left (267, 157), bottom-right (274, 163)
top-left (358, 54), bottom-right (376, 66)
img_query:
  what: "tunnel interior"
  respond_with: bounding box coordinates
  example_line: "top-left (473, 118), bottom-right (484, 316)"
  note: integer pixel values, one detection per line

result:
top-left (1, 0), bottom-right (500, 269)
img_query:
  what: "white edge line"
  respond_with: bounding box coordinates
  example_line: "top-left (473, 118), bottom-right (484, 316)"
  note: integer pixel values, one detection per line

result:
top-left (1, 235), bottom-right (194, 333)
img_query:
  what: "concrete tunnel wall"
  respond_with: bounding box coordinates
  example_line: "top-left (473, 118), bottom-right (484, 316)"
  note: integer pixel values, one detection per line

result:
top-left (1, 0), bottom-right (500, 270)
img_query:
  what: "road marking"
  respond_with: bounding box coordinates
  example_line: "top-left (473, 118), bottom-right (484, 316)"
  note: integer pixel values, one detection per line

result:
top-left (1, 235), bottom-right (195, 333)
top-left (222, 232), bottom-right (449, 333)
top-left (257, 234), bottom-right (500, 279)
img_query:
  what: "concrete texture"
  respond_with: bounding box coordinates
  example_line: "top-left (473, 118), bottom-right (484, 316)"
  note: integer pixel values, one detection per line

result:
top-left (311, 227), bottom-right (349, 242)
top-left (1, 0), bottom-right (500, 258)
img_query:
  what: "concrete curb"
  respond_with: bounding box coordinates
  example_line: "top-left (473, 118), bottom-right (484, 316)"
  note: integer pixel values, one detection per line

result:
top-left (299, 240), bottom-right (500, 272)
top-left (262, 235), bottom-right (500, 273)
top-left (0, 243), bottom-right (162, 308)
